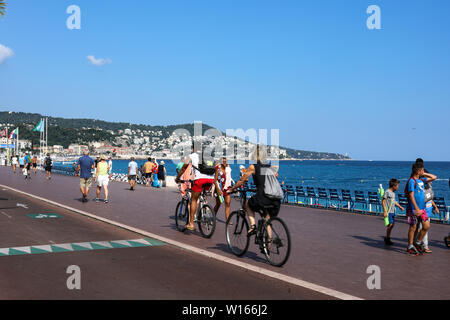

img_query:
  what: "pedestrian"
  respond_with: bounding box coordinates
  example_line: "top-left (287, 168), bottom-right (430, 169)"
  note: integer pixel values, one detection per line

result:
top-left (213, 157), bottom-right (232, 222)
top-left (77, 150), bottom-right (95, 202)
top-left (44, 153), bottom-right (53, 180)
top-left (382, 178), bottom-right (404, 245)
top-left (24, 152), bottom-right (32, 179)
top-left (11, 154), bottom-right (18, 173)
top-left (179, 158), bottom-right (192, 198)
top-left (32, 154), bottom-right (38, 174)
top-left (19, 154), bottom-right (25, 174)
top-left (95, 155), bottom-right (110, 203)
top-left (414, 181), bottom-right (439, 253)
top-left (157, 161), bottom-right (166, 188)
top-left (128, 157), bottom-right (138, 191)
top-left (404, 162), bottom-right (437, 255)
top-left (108, 156), bottom-right (113, 181)
top-left (152, 159), bottom-right (159, 187)
top-left (142, 158), bottom-right (154, 187)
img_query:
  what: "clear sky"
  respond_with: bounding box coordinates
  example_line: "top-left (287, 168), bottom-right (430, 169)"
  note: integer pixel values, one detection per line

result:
top-left (1, 0), bottom-right (449, 161)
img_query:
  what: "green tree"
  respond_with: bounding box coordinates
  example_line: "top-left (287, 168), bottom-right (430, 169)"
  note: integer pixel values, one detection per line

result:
top-left (0, 1), bottom-right (7, 16)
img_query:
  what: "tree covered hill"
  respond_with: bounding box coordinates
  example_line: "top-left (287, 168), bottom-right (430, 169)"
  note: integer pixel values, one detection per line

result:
top-left (0, 111), bottom-right (351, 159)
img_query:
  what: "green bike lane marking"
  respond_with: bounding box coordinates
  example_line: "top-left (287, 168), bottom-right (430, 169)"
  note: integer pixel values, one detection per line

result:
top-left (27, 213), bottom-right (62, 219)
top-left (0, 238), bottom-right (165, 257)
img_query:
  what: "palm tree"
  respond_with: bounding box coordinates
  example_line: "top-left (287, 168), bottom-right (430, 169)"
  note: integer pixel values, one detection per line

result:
top-left (0, 1), bottom-right (6, 17)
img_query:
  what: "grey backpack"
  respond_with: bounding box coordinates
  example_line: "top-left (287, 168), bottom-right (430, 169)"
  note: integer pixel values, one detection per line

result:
top-left (261, 166), bottom-right (283, 200)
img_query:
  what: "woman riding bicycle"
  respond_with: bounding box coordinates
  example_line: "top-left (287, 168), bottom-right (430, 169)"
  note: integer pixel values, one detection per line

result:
top-left (227, 145), bottom-right (281, 236)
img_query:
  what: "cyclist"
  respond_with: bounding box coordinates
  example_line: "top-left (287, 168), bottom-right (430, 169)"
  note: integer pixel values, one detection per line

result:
top-left (227, 145), bottom-right (281, 236)
top-left (175, 143), bottom-right (216, 231)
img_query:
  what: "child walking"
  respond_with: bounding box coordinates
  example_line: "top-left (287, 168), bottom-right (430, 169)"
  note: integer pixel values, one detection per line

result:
top-left (382, 178), bottom-right (405, 245)
top-left (405, 162), bottom-right (437, 255)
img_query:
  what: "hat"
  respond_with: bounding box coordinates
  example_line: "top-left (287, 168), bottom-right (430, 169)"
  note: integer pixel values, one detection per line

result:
top-left (160, 161), bottom-right (165, 165)
top-left (239, 165), bottom-right (245, 170)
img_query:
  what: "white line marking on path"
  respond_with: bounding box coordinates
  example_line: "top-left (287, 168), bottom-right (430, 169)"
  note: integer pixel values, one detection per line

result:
top-left (16, 203), bottom-right (28, 209)
top-left (1, 211), bottom-right (11, 219)
top-left (0, 183), bottom-right (363, 300)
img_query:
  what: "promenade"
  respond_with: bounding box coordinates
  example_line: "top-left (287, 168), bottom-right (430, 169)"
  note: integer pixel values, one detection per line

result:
top-left (0, 166), bottom-right (449, 300)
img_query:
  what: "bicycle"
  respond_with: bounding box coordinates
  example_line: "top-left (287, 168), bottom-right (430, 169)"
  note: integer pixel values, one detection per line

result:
top-left (174, 180), bottom-right (217, 238)
top-left (226, 188), bottom-right (291, 267)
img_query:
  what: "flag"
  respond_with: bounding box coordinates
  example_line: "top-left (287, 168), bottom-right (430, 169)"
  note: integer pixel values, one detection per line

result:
top-left (33, 119), bottom-right (45, 132)
top-left (9, 128), bottom-right (18, 139)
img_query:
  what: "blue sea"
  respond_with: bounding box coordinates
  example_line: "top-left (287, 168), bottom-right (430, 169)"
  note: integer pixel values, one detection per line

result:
top-left (57, 160), bottom-right (450, 201)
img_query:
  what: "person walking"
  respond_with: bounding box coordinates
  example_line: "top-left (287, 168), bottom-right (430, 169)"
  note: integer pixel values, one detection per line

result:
top-left (108, 156), bottom-right (113, 181)
top-left (95, 155), bottom-right (110, 203)
top-left (19, 154), bottom-right (25, 174)
top-left (157, 161), bottom-right (167, 188)
top-left (404, 162), bottom-right (437, 255)
top-left (24, 152), bottom-right (32, 180)
top-left (142, 158), bottom-right (154, 187)
top-left (32, 154), bottom-right (38, 174)
top-left (128, 157), bottom-right (138, 191)
top-left (77, 150), bottom-right (95, 202)
top-left (11, 154), bottom-right (18, 173)
top-left (44, 153), bottom-right (53, 180)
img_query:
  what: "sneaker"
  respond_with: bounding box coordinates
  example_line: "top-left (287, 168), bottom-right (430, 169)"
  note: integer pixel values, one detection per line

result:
top-left (104, 199), bottom-right (109, 204)
top-left (95, 198), bottom-right (100, 202)
top-left (384, 237), bottom-right (394, 246)
top-left (414, 241), bottom-right (425, 254)
top-left (407, 246), bottom-right (420, 256)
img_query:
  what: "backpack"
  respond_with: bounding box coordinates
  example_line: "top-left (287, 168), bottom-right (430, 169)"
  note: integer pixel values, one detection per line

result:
top-left (404, 177), bottom-right (425, 196)
top-left (45, 157), bottom-right (52, 166)
top-left (261, 166), bottom-right (283, 200)
top-left (194, 153), bottom-right (216, 176)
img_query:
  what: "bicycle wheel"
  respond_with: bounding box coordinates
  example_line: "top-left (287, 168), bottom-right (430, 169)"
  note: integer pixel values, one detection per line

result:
top-left (198, 204), bottom-right (216, 238)
top-left (174, 199), bottom-right (189, 232)
top-left (262, 217), bottom-right (291, 267)
top-left (225, 210), bottom-right (250, 256)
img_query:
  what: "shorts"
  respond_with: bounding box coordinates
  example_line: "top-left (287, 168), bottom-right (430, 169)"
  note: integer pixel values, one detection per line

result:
top-left (144, 172), bottom-right (152, 178)
top-left (32, 163), bottom-right (37, 168)
top-left (45, 166), bottom-right (52, 172)
top-left (128, 175), bottom-right (136, 181)
top-left (19, 165), bottom-right (24, 169)
top-left (248, 195), bottom-right (281, 217)
top-left (388, 213), bottom-right (395, 225)
top-left (80, 177), bottom-right (92, 188)
top-left (97, 175), bottom-right (109, 187)
top-left (192, 179), bottom-right (214, 193)
top-left (406, 210), bottom-right (418, 226)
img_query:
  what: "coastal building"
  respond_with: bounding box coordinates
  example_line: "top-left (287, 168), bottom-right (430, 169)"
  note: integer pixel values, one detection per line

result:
top-left (68, 144), bottom-right (88, 155)
top-left (52, 145), bottom-right (64, 153)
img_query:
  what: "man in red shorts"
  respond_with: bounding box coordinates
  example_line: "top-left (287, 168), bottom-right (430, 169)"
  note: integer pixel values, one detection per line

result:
top-left (175, 144), bottom-right (216, 231)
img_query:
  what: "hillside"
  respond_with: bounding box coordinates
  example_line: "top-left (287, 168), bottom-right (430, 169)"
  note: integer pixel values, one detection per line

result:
top-left (0, 111), bottom-right (351, 160)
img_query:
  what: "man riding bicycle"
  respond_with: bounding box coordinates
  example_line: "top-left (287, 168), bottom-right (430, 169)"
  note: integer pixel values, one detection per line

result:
top-left (228, 145), bottom-right (281, 236)
top-left (175, 143), bottom-right (219, 231)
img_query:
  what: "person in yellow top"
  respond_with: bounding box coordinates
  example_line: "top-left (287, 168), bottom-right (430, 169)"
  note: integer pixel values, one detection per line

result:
top-left (142, 157), bottom-right (154, 187)
top-left (95, 155), bottom-right (110, 203)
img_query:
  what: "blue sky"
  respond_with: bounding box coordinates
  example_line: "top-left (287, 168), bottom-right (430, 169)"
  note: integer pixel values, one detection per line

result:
top-left (0, 0), bottom-right (449, 160)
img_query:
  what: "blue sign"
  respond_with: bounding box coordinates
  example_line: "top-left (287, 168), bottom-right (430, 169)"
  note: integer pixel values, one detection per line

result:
top-left (0, 144), bottom-right (15, 149)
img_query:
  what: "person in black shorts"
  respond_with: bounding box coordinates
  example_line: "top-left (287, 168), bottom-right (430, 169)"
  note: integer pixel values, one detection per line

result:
top-left (228, 145), bottom-right (281, 235)
top-left (44, 153), bottom-right (53, 180)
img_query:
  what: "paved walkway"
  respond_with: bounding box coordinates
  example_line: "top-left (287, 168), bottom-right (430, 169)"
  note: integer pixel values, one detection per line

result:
top-left (0, 166), bottom-right (449, 300)
top-left (0, 187), bottom-right (330, 300)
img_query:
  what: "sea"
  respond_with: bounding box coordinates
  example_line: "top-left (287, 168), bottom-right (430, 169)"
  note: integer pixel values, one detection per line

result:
top-left (55, 160), bottom-right (450, 201)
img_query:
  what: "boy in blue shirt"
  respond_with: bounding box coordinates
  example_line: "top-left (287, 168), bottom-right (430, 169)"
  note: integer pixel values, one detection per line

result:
top-left (405, 162), bottom-right (437, 255)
